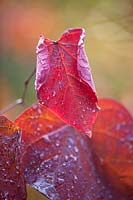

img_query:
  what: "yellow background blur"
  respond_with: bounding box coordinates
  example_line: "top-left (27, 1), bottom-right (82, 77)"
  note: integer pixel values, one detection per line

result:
top-left (0, 0), bottom-right (132, 199)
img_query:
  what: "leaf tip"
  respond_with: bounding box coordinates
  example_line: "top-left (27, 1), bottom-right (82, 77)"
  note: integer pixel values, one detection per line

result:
top-left (36, 34), bottom-right (45, 54)
top-left (78, 28), bottom-right (86, 46)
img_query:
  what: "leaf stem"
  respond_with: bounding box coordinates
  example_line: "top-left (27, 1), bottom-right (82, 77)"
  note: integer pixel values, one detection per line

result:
top-left (0, 68), bottom-right (36, 115)
top-left (21, 68), bottom-right (36, 100)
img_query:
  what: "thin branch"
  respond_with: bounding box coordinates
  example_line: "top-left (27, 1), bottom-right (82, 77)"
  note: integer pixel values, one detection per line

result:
top-left (21, 67), bottom-right (36, 100)
top-left (0, 67), bottom-right (36, 115)
top-left (0, 98), bottom-right (23, 115)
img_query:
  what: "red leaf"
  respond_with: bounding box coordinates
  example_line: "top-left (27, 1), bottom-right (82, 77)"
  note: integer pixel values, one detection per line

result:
top-left (35, 28), bottom-right (98, 135)
top-left (15, 103), bottom-right (64, 150)
top-left (15, 103), bottom-right (118, 200)
top-left (0, 116), bottom-right (26, 200)
top-left (92, 99), bottom-right (133, 198)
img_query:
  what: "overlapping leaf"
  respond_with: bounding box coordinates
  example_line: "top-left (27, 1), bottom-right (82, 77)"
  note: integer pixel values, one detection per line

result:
top-left (0, 116), bottom-right (26, 200)
top-left (35, 28), bottom-right (98, 135)
top-left (91, 99), bottom-right (133, 198)
top-left (15, 103), bottom-right (64, 150)
top-left (15, 103), bottom-right (117, 200)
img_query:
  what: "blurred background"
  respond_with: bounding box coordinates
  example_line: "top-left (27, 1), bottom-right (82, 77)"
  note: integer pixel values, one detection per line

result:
top-left (0, 0), bottom-right (133, 120)
top-left (0, 1), bottom-right (132, 199)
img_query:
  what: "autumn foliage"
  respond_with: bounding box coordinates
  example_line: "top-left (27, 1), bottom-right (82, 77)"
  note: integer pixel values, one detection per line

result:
top-left (35, 28), bottom-right (98, 135)
top-left (0, 28), bottom-right (132, 200)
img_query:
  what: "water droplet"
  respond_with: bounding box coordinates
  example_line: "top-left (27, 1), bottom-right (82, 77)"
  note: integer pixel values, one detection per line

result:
top-left (74, 146), bottom-right (79, 153)
top-left (57, 177), bottom-right (64, 183)
top-left (17, 184), bottom-right (21, 188)
top-left (47, 125), bottom-right (53, 129)
top-left (90, 186), bottom-right (94, 190)
top-left (45, 164), bottom-right (49, 169)
top-left (85, 130), bottom-right (92, 138)
top-left (37, 108), bottom-right (42, 114)
top-left (58, 81), bottom-right (62, 86)
top-left (74, 175), bottom-right (78, 182)
top-left (71, 185), bottom-right (74, 189)
top-left (37, 127), bottom-right (41, 132)
top-left (40, 152), bottom-right (45, 159)
top-left (16, 165), bottom-right (19, 170)
top-left (74, 175), bottom-right (78, 183)
top-left (62, 162), bottom-right (66, 166)
top-left (53, 155), bottom-right (59, 161)
top-left (52, 91), bottom-right (56, 97)
top-left (73, 121), bottom-right (76, 125)
top-left (64, 155), bottom-right (69, 161)
top-left (68, 137), bottom-right (74, 144)
top-left (70, 154), bottom-right (78, 161)
top-left (55, 140), bottom-right (60, 147)
top-left (6, 161), bottom-right (9, 165)
top-left (96, 179), bottom-right (101, 184)
top-left (25, 168), bottom-right (28, 172)
top-left (81, 115), bottom-right (84, 119)
top-left (36, 168), bottom-right (40, 172)
top-left (68, 144), bottom-right (72, 149)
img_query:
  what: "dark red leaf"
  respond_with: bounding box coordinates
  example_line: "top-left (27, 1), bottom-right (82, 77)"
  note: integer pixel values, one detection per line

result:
top-left (35, 28), bottom-right (98, 136)
top-left (0, 116), bottom-right (26, 200)
top-left (15, 103), bottom-right (118, 200)
top-left (91, 98), bottom-right (133, 198)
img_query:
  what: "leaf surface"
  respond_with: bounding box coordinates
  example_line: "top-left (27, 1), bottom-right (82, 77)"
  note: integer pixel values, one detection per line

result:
top-left (0, 116), bottom-right (26, 200)
top-left (15, 103), bottom-right (64, 150)
top-left (15, 103), bottom-right (116, 200)
top-left (92, 99), bottom-right (133, 198)
top-left (35, 28), bottom-right (98, 135)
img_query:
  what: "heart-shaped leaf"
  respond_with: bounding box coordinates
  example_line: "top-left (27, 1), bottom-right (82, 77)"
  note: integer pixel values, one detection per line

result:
top-left (0, 116), bottom-right (26, 200)
top-left (35, 28), bottom-right (98, 136)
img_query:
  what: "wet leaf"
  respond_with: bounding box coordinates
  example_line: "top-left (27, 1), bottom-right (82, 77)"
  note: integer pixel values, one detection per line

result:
top-left (15, 103), bottom-right (116, 200)
top-left (0, 116), bottom-right (26, 200)
top-left (92, 98), bottom-right (133, 198)
top-left (35, 28), bottom-right (98, 135)
top-left (15, 103), bottom-right (64, 151)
